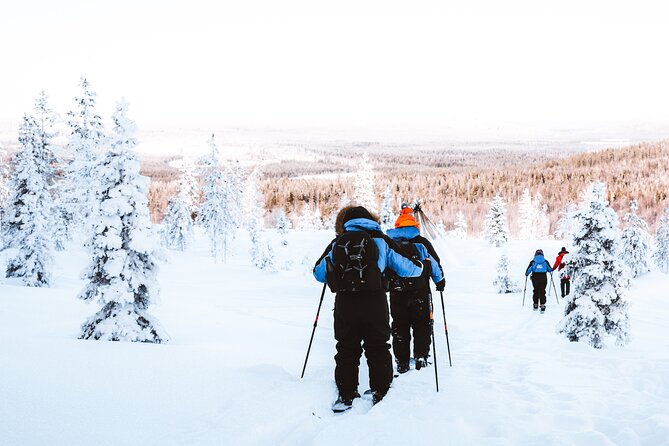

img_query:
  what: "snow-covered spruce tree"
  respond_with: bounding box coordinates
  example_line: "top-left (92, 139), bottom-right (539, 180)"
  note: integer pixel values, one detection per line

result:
top-left (329, 194), bottom-right (351, 229)
top-left (161, 195), bottom-right (193, 251)
top-left (517, 188), bottom-right (535, 239)
top-left (493, 251), bottom-right (519, 294)
top-left (436, 220), bottom-right (446, 237)
top-left (55, 77), bottom-right (106, 244)
top-left (557, 182), bottom-right (630, 349)
top-left (654, 208), bottom-right (669, 273)
top-left (179, 157), bottom-right (200, 215)
top-left (451, 211), bottom-right (468, 239)
top-left (33, 91), bottom-right (60, 184)
top-left (533, 192), bottom-right (550, 239)
top-left (275, 208), bottom-right (291, 245)
top-left (79, 100), bottom-right (167, 343)
top-left (483, 193), bottom-right (509, 247)
top-left (247, 170), bottom-right (276, 271)
top-left (297, 203), bottom-right (323, 230)
top-left (4, 114), bottom-right (54, 286)
top-left (379, 186), bottom-right (394, 230)
top-left (197, 135), bottom-right (236, 261)
top-left (619, 200), bottom-right (651, 278)
top-left (161, 167), bottom-right (196, 250)
top-left (0, 154), bottom-right (10, 248)
top-left (353, 153), bottom-right (377, 214)
top-left (555, 202), bottom-right (578, 240)
top-left (32, 92), bottom-right (63, 249)
top-left (228, 160), bottom-right (246, 228)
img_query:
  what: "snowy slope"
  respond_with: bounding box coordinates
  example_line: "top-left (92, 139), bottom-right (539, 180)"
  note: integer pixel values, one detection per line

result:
top-left (1, 230), bottom-right (668, 446)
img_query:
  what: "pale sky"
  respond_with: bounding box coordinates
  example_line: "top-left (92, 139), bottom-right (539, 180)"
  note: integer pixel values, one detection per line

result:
top-left (1, 0), bottom-right (668, 133)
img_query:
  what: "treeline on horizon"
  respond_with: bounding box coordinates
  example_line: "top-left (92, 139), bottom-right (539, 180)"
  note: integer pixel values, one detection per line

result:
top-left (142, 139), bottom-right (669, 236)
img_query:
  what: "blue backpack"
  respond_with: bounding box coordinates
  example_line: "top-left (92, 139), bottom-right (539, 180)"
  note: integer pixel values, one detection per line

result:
top-left (530, 255), bottom-right (548, 273)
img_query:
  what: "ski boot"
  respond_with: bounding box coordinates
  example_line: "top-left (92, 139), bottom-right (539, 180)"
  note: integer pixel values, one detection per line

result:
top-left (332, 391), bottom-right (360, 413)
top-left (396, 361), bottom-right (410, 374)
top-left (415, 357), bottom-right (429, 370)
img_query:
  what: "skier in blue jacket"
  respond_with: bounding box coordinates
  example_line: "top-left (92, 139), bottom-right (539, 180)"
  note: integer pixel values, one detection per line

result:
top-left (386, 206), bottom-right (444, 373)
top-left (313, 206), bottom-right (428, 410)
top-left (525, 249), bottom-right (553, 312)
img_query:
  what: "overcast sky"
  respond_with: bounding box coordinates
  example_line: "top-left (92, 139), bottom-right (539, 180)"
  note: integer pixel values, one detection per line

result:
top-left (1, 0), bottom-right (668, 134)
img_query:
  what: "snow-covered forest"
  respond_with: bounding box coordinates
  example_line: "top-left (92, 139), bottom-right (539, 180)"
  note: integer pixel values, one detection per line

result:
top-left (1, 79), bottom-right (669, 445)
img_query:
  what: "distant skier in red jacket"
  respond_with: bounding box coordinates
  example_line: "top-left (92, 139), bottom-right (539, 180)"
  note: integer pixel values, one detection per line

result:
top-left (553, 247), bottom-right (572, 297)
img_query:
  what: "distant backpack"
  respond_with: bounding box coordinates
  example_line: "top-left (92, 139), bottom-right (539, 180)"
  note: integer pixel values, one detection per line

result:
top-left (529, 258), bottom-right (548, 273)
top-left (326, 231), bottom-right (383, 292)
top-left (388, 241), bottom-right (428, 292)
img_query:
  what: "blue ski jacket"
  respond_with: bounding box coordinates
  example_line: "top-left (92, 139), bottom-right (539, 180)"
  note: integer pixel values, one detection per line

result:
top-left (386, 226), bottom-right (444, 284)
top-left (313, 218), bottom-right (425, 283)
top-left (525, 254), bottom-right (553, 276)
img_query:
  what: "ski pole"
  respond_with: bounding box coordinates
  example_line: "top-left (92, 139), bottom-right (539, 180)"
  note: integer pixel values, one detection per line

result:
top-left (522, 275), bottom-right (528, 307)
top-left (439, 290), bottom-right (452, 367)
top-left (301, 282), bottom-right (327, 379)
top-left (550, 273), bottom-right (559, 304)
top-left (429, 292), bottom-right (439, 392)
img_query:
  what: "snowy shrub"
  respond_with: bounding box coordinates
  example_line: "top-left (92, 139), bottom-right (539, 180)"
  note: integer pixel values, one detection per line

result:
top-left (78, 100), bottom-right (168, 343)
top-left (493, 251), bottom-right (520, 294)
top-left (654, 208), bottom-right (669, 273)
top-left (619, 200), bottom-right (651, 278)
top-left (557, 182), bottom-right (630, 349)
top-left (483, 193), bottom-right (509, 247)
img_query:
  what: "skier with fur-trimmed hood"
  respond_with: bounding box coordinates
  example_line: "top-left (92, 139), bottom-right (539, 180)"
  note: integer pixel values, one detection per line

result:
top-left (525, 249), bottom-right (553, 312)
top-left (313, 205), bottom-right (429, 412)
top-left (386, 205), bottom-right (444, 374)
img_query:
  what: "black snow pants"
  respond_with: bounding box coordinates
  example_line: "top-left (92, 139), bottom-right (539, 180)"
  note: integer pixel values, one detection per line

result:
top-left (560, 278), bottom-right (570, 297)
top-left (390, 289), bottom-right (431, 364)
top-left (333, 290), bottom-right (393, 399)
top-left (531, 273), bottom-right (548, 306)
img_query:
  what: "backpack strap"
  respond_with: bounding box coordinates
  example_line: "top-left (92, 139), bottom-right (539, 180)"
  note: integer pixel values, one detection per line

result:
top-left (313, 237), bottom-right (337, 269)
top-left (410, 235), bottom-right (443, 275)
top-left (369, 230), bottom-right (422, 267)
top-left (414, 235), bottom-right (441, 264)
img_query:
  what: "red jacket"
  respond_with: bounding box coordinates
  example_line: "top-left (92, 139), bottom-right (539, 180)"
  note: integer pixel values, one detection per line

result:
top-left (553, 253), bottom-right (571, 279)
top-left (553, 253), bottom-right (566, 271)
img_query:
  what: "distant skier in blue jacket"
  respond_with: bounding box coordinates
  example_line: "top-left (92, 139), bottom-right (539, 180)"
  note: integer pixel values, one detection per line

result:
top-left (313, 206), bottom-right (428, 411)
top-left (525, 249), bottom-right (553, 313)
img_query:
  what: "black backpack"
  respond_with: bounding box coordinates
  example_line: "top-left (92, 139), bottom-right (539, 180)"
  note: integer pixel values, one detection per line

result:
top-left (325, 231), bottom-right (383, 292)
top-left (388, 241), bottom-right (428, 292)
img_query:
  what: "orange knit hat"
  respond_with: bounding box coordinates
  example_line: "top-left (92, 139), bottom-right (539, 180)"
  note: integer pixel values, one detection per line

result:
top-left (394, 207), bottom-right (420, 228)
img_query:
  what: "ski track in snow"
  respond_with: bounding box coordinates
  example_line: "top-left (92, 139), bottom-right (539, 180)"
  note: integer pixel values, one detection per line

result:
top-left (1, 230), bottom-right (669, 446)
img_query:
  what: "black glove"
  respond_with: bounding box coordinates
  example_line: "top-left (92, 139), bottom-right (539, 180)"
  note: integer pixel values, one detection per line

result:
top-left (435, 278), bottom-right (445, 291)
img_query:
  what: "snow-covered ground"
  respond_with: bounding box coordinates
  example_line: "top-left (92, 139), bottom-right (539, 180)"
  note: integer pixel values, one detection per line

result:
top-left (1, 229), bottom-right (668, 446)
